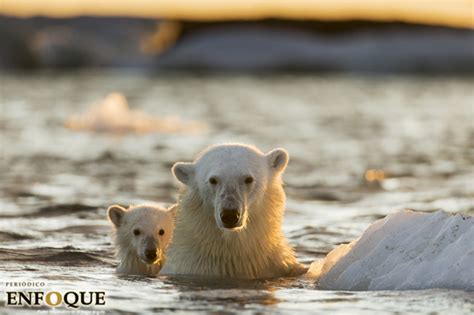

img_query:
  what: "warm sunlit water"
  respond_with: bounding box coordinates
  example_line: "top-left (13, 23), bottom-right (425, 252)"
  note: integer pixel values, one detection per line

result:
top-left (0, 71), bottom-right (473, 314)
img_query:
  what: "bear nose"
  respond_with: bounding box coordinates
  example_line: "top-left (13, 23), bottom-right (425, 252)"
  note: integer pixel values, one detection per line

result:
top-left (220, 209), bottom-right (240, 228)
top-left (145, 249), bottom-right (157, 260)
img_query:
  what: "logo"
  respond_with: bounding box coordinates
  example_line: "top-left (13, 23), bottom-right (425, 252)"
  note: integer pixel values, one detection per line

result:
top-left (4, 282), bottom-right (106, 310)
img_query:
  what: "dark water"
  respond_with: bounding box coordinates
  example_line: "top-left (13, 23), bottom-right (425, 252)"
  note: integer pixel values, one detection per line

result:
top-left (0, 71), bottom-right (473, 314)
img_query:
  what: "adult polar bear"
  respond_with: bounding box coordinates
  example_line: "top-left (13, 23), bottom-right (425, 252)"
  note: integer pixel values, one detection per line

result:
top-left (161, 143), bottom-right (306, 279)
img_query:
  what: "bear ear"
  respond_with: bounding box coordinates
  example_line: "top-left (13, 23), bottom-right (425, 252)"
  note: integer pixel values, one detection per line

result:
top-left (168, 204), bottom-right (178, 219)
top-left (172, 162), bottom-right (195, 185)
top-left (265, 148), bottom-right (289, 174)
top-left (107, 205), bottom-right (127, 227)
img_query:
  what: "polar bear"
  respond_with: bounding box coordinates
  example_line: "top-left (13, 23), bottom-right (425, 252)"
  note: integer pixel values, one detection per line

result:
top-left (107, 204), bottom-right (177, 276)
top-left (161, 143), bottom-right (306, 279)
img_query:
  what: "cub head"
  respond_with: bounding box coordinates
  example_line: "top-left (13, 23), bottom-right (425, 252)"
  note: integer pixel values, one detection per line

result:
top-left (172, 144), bottom-right (288, 231)
top-left (107, 204), bottom-right (176, 265)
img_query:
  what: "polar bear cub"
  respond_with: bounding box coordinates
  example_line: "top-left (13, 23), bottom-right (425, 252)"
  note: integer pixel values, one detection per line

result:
top-left (107, 204), bottom-right (177, 276)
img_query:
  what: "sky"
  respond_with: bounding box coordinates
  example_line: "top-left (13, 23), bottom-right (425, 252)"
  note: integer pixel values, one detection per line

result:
top-left (1, 0), bottom-right (473, 28)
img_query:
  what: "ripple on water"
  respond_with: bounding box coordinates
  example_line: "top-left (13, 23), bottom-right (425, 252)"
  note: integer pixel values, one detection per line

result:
top-left (0, 247), bottom-right (115, 266)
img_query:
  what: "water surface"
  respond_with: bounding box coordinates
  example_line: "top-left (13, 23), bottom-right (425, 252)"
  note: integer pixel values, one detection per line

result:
top-left (0, 71), bottom-right (473, 313)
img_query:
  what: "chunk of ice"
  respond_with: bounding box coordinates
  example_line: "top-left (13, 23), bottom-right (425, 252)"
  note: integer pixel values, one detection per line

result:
top-left (309, 210), bottom-right (473, 291)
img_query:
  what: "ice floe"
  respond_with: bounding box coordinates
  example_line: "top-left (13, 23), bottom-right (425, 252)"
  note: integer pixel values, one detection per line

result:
top-left (309, 210), bottom-right (473, 290)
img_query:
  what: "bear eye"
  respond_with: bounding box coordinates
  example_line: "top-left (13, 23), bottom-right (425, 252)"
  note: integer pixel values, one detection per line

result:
top-left (133, 229), bottom-right (140, 236)
top-left (159, 229), bottom-right (165, 236)
top-left (209, 177), bottom-right (218, 185)
top-left (244, 176), bottom-right (254, 184)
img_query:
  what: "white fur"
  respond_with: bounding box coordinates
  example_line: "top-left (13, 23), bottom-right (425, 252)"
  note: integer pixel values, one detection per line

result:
top-left (162, 143), bottom-right (306, 279)
top-left (107, 204), bottom-right (176, 277)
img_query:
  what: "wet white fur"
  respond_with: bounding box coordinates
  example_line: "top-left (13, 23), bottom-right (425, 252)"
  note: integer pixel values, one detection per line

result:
top-left (108, 204), bottom-right (176, 276)
top-left (162, 143), bottom-right (306, 279)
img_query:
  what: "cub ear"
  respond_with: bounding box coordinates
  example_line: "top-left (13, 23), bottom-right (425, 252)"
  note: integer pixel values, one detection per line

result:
top-left (107, 205), bottom-right (127, 227)
top-left (168, 204), bottom-right (178, 219)
top-left (265, 148), bottom-right (289, 174)
top-left (172, 162), bottom-right (195, 185)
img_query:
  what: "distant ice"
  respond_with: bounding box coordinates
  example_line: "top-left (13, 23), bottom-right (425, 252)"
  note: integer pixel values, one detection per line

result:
top-left (65, 92), bottom-right (206, 134)
top-left (308, 210), bottom-right (473, 290)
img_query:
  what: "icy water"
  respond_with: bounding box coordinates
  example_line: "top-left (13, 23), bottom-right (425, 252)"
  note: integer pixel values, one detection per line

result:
top-left (0, 71), bottom-right (473, 314)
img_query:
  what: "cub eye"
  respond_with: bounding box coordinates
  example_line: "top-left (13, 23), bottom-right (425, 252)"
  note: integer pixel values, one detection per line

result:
top-left (133, 229), bottom-right (140, 236)
top-left (209, 177), bottom-right (218, 185)
top-left (159, 229), bottom-right (165, 236)
top-left (244, 176), bottom-right (254, 184)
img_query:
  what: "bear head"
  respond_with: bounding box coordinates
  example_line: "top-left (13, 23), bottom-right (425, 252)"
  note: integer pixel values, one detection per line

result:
top-left (107, 204), bottom-right (176, 265)
top-left (172, 143), bottom-right (288, 231)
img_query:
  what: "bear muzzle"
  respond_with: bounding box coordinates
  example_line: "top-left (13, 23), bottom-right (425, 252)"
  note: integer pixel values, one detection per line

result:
top-left (145, 249), bottom-right (157, 261)
top-left (142, 248), bottom-right (163, 264)
top-left (141, 238), bottom-right (162, 264)
top-left (217, 194), bottom-right (246, 230)
top-left (220, 208), bottom-right (241, 229)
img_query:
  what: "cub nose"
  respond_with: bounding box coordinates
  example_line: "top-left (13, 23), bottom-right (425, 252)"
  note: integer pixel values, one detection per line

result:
top-left (145, 249), bottom-right (157, 260)
top-left (220, 209), bottom-right (240, 228)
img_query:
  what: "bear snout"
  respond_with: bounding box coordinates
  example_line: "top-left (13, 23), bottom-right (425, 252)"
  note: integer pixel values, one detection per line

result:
top-left (220, 209), bottom-right (241, 228)
top-left (145, 249), bottom-right (157, 261)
